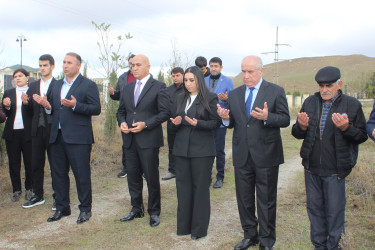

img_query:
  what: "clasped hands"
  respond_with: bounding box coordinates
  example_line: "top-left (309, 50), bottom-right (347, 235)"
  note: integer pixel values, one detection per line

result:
top-left (170, 115), bottom-right (198, 126)
top-left (297, 112), bottom-right (349, 131)
top-left (216, 102), bottom-right (269, 121)
top-left (120, 121), bottom-right (146, 134)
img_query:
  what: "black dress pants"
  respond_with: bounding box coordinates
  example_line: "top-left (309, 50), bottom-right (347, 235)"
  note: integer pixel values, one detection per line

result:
top-left (50, 131), bottom-right (92, 212)
top-left (234, 151), bottom-right (279, 248)
top-left (31, 126), bottom-right (53, 198)
top-left (5, 129), bottom-right (32, 193)
top-left (175, 156), bottom-right (214, 238)
top-left (167, 126), bottom-right (177, 174)
top-left (125, 138), bottom-right (161, 215)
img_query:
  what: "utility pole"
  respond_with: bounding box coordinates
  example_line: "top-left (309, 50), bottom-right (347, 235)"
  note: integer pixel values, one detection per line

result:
top-left (16, 34), bottom-right (27, 68)
top-left (262, 26), bottom-right (290, 85)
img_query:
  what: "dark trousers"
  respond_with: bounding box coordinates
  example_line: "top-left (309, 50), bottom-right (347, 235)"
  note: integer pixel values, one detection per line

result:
top-left (121, 132), bottom-right (127, 171)
top-left (305, 170), bottom-right (346, 250)
top-left (167, 127), bottom-right (177, 174)
top-left (214, 127), bottom-right (226, 180)
top-left (234, 151), bottom-right (279, 247)
top-left (125, 138), bottom-right (160, 215)
top-left (31, 126), bottom-right (53, 198)
top-left (50, 131), bottom-right (92, 212)
top-left (175, 156), bottom-right (214, 238)
top-left (5, 129), bottom-right (32, 193)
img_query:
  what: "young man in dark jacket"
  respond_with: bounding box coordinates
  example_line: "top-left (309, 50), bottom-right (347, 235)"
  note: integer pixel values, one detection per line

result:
top-left (109, 54), bottom-right (136, 178)
top-left (162, 67), bottom-right (184, 181)
top-left (292, 66), bottom-right (368, 250)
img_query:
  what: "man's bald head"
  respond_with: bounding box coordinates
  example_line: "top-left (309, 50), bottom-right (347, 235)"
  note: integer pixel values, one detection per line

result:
top-left (132, 54), bottom-right (151, 80)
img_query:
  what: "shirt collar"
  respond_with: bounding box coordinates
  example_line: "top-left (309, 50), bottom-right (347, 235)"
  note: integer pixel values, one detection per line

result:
top-left (248, 77), bottom-right (263, 90)
top-left (41, 77), bottom-right (53, 86)
top-left (325, 91), bottom-right (340, 106)
top-left (137, 74), bottom-right (150, 85)
top-left (64, 73), bottom-right (80, 85)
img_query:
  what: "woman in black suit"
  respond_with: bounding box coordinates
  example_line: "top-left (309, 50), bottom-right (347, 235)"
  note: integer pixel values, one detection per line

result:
top-left (2, 68), bottom-right (33, 202)
top-left (170, 66), bottom-right (221, 239)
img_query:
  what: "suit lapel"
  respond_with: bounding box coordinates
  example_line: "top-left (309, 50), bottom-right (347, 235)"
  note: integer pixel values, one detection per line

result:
top-left (136, 77), bottom-right (153, 106)
top-left (36, 80), bottom-right (41, 95)
top-left (238, 85), bottom-right (247, 119)
top-left (65, 75), bottom-right (82, 99)
top-left (128, 81), bottom-right (136, 108)
top-left (249, 80), bottom-right (268, 122)
top-left (46, 78), bottom-right (55, 97)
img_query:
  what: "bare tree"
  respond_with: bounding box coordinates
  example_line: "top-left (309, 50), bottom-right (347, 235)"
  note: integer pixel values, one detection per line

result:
top-left (92, 21), bottom-right (133, 78)
top-left (162, 39), bottom-right (194, 85)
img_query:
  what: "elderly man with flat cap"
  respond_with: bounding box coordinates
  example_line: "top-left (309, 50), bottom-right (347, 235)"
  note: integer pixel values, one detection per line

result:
top-left (292, 66), bottom-right (368, 249)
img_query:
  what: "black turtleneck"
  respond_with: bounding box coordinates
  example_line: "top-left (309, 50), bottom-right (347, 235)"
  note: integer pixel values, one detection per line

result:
top-left (209, 73), bottom-right (221, 92)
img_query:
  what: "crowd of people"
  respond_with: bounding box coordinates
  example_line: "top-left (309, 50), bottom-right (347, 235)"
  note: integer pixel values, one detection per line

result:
top-left (1, 52), bottom-right (375, 249)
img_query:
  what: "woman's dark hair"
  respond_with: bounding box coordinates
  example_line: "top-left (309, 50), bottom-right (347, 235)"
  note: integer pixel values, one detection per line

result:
top-left (13, 68), bottom-right (29, 77)
top-left (176, 66), bottom-right (214, 118)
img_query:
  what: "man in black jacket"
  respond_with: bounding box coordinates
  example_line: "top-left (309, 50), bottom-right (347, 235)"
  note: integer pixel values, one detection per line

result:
top-left (117, 54), bottom-right (169, 227)
top-left (22, 54), bottom-right (56, 209)
top-left (109, 54), bottom-right (136, 178)
top-left (292, 66), bottom-right (368, 250)
top-left (162, 67), bottom-right (184, 181)
top-left (195, 56), bottom-right (210, 77)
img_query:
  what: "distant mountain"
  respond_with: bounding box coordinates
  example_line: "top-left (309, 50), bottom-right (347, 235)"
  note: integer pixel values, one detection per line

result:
top-left (232, 54), bottom-right (375, 95)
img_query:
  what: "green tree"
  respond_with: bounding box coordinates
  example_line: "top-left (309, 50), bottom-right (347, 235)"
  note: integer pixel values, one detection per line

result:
top-left (157, 69), bottom-right (165, 82)
top-left (92, 21), bottom-right (133, 78)
top-left (366, 72), bottom-right (375, 98)
top-left (83, 60), bottom-right (88, 78)
top-left (104, 70), bottom-right (119, 143)
top-left (92, 21), bottom-right (132, 142)
top-left (56, 71), bottom-right (65, 80)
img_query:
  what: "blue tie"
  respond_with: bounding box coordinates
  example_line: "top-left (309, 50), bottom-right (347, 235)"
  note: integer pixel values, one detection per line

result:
top-left (246, 87), bottom-right (255, 118)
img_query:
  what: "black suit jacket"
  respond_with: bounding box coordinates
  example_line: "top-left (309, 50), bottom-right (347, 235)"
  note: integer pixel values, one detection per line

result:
top-left (2, 88), bottom-right (32, 141)
top-left (172, 92), bottom-right (221, 158)
top-left (110, 71), bottom-right (130, 101)
top-left (48, 74), bottom-right (101, 144)
top-left (227, 80), bottom-right (290, 167)
top-left (117, 75), bottom-right (170, 149)
top-left (24, 78), bottom-right (56, 137)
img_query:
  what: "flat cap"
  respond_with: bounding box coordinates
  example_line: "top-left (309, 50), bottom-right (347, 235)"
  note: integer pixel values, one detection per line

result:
top-left (315, 66), bottom-right (341, 84)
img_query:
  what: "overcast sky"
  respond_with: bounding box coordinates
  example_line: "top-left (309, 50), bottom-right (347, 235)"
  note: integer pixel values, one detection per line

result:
top-left (1, 0), bottom-right (374, 78)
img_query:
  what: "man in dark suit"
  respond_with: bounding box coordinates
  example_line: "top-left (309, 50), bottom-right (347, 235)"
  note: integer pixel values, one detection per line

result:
top-left (41, 52), bottom-right (101, 224)
top-left (117, 54), bottom-right (169, 227)
top-left (217, 55), bottom-right (290, 250)
top-left (161, 66), bottom-right (184, 181)
top-left (22, 54), bottom-right (56, 209)
top-left (204, 57), bottom-right (234, 188)
top-left (108, 54), bottom-right (136, 178)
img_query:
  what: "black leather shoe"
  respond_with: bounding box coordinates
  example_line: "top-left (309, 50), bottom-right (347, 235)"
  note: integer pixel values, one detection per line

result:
top-left (191, 235), bottom-right (204, 240)
top-left (47, 208), bottom-right (71, 222)
top-left (213, 179), bottom-right (223, 188)
top-left (77, 211), bottom-right (91, 224)
top-left (259, 246), bottom-right (272, 250)
top-left (234, 237), bottom-right (259, 250)
top-left (120, 210), bottom-right (144, 222)
top-left (150, 215), bottom-right (160, 227)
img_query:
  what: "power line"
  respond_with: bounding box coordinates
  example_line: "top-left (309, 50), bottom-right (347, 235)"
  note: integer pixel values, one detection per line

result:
top-left (262, 26), bottom-right (291, 85)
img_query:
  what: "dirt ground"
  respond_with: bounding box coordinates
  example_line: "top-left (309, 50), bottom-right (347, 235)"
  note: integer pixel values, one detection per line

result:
top-left (0, 145), bottom-right (304, 249)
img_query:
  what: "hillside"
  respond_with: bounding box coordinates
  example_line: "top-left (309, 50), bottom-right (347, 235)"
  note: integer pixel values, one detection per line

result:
top-left (232, 54), bottom-right (375, 96)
